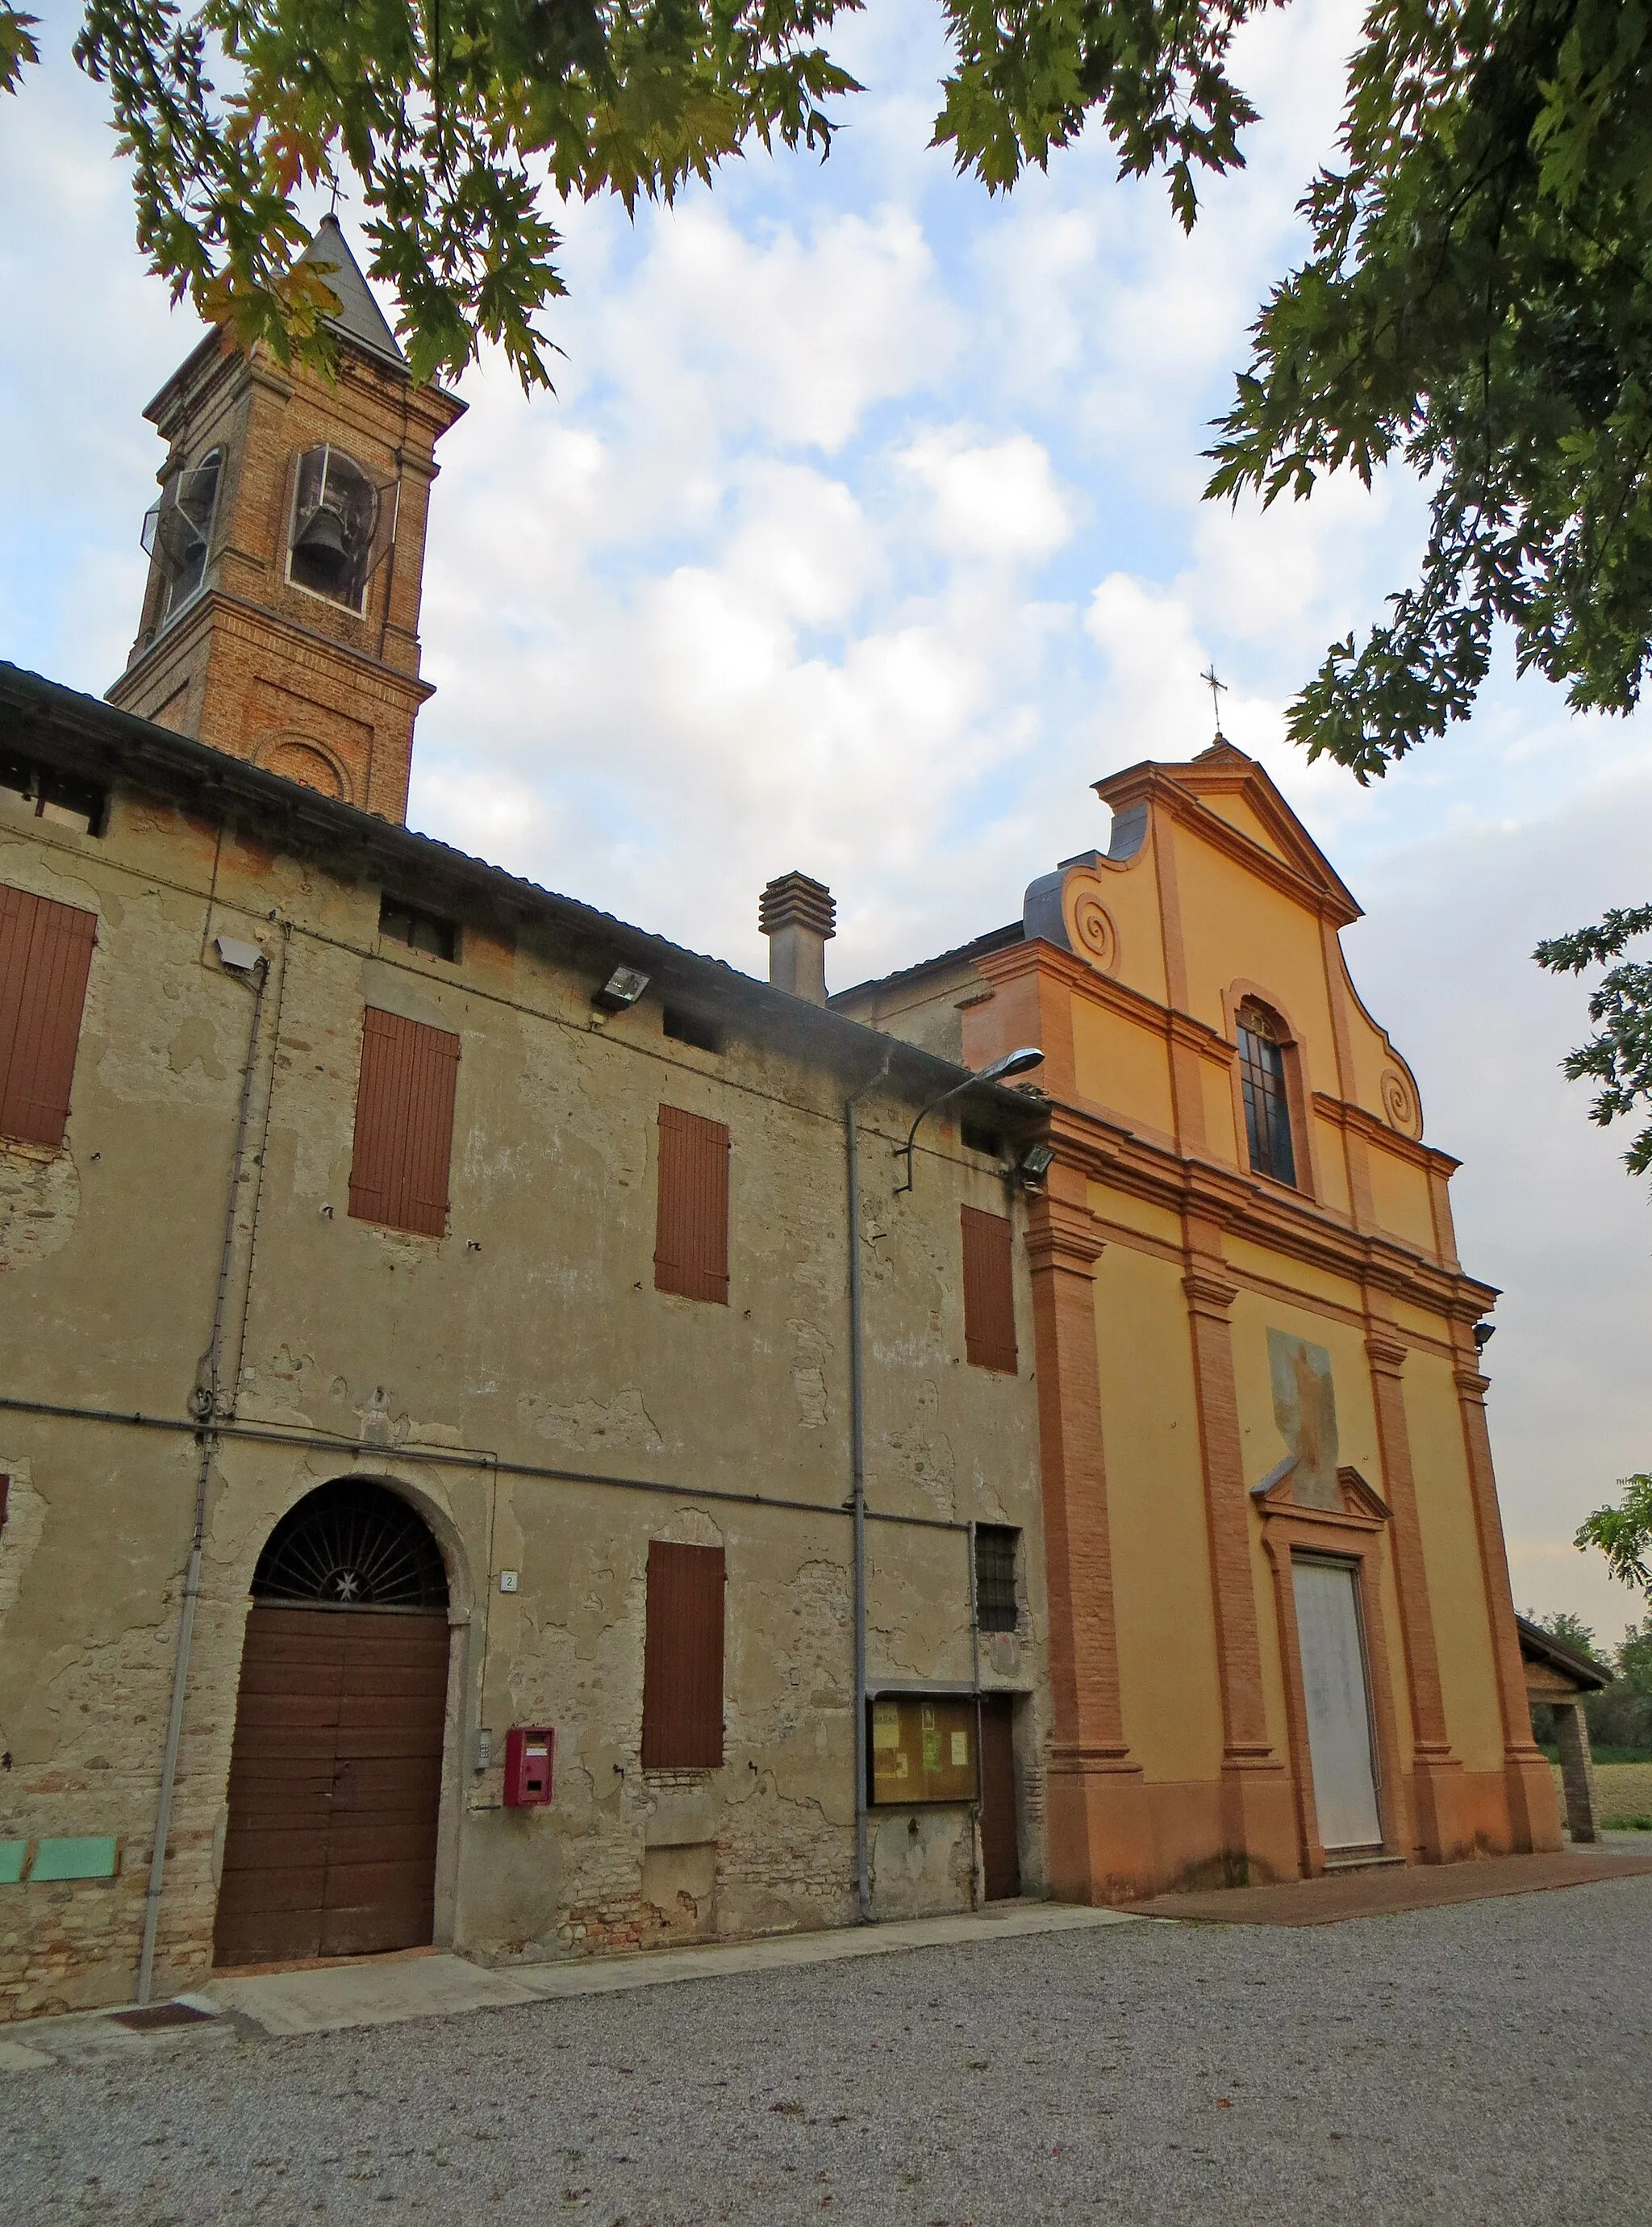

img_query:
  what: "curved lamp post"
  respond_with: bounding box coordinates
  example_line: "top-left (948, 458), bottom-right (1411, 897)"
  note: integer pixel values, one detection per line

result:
top-left (893, 1045), bottom-right (1045, 1193)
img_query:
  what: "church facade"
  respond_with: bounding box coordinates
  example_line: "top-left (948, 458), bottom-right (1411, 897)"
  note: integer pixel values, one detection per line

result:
top-left (836, 749), bottom-right (1558, 1895)
top-left (0, 226), bottom-right (1554, 2018)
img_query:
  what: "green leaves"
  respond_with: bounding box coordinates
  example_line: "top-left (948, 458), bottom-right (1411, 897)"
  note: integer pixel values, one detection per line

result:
top-left (0, 8), bottom-right (40, 94)
top-left (1208, 0), bottom-right (1652, 774)
top-left (930, 0), bottom-right (1271, 217)
top-left (1575, 1473), bottom-right (1652, 1598)
top-left (63, 0), bottom-right (870, 386)
top-left (1535, 906), bottom-right (1652, 1175)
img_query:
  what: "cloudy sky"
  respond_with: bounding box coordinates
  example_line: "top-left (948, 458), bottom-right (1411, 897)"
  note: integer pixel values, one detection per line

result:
top-left (2, 0), bottom-right (1649, 1640)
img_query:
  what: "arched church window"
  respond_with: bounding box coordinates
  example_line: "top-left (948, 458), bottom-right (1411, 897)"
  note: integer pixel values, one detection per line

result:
top-left (287, 445), bottom-right (395, 612)
top-left (1237, 1003), bottom-right (1298, 1188)
top-left (140, 448), bottom-right (222, 621)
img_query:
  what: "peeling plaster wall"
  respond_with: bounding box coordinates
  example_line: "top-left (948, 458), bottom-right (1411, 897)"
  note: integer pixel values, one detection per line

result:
top-left (0, 789), bottom-right (1048, 2017)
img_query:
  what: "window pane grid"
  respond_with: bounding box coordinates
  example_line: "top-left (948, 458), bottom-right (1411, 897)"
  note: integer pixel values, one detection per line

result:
top-left (1237, 1020), bottom-right (1297, 1188)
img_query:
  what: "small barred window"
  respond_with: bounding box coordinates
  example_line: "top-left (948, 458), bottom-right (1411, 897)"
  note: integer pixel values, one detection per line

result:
top-left (974, 1526), bottom-right (1020, 1634)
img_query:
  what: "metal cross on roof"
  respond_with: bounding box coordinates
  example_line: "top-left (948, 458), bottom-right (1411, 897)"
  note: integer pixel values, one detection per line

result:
top-left (1201, 662), bottom-right (1228, 740)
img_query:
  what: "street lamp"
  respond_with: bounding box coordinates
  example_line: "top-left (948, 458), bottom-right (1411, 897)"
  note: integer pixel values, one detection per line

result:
top-left (893, 1046), bottom-right (1045, 1193)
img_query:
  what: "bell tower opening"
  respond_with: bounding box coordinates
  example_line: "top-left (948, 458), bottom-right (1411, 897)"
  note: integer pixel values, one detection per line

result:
top-left (108, 217), bottom-right (465, 823)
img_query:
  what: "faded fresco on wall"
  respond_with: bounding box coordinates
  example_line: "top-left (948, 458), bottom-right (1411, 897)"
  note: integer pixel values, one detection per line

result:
top-left (1266, 1328), bottom-right (1341, 1510)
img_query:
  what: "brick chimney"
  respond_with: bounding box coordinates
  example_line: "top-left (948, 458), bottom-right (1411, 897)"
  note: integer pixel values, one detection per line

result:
top-left (759, 871), bottom-right (836, 1005)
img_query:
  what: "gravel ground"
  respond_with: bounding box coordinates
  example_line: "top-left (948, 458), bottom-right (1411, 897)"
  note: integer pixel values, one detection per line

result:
top-left (5, 1876), bottom-right (1650, 2227)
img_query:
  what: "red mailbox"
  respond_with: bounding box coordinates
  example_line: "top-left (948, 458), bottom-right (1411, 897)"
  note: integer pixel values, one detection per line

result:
top-left (503, 1727), bottom-right (555, 1807)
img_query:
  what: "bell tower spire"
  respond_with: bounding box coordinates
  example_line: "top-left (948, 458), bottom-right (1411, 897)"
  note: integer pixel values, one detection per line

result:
top-left (108, 218), bottom-right (465, 822)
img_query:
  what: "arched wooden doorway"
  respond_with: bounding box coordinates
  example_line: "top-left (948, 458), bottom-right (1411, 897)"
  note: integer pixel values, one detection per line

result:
top-left (214, 1481), bottom-right (451, 1968)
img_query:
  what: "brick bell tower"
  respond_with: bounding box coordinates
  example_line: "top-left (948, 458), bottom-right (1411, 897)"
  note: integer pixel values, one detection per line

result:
top-left (108, 217), bottom-right (465, 822)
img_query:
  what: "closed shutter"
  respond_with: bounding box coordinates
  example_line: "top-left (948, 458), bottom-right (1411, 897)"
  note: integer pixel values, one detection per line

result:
top-left (654, 1105), bottom-right (729, 1304)
top-left (641, 1541), bottom-right (725, 1768)
top-left (961, 1205), bottom-right (1017, 1373)
top-left (348, 1006), bottom-right (461, 1237)
top-left (0, 884), bottom-right (98, 1150)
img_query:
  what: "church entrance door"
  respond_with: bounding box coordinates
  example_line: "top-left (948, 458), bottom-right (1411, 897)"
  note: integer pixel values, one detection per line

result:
top-left (1291, 1556), bottom-right (1382, 1852)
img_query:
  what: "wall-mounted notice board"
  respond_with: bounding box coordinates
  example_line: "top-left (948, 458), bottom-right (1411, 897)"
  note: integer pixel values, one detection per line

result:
top-left (869, 1695), bottom-right (978, 1805)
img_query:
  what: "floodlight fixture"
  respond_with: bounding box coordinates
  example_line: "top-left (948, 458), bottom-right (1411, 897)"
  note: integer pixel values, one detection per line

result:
top-left (592, 965), bottom-right (650, 1015)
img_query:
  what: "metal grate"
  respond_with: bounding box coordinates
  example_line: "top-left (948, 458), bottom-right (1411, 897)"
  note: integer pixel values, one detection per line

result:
top-left (109, 2001), bottom-right (216, 2031)
top-left (253, 1481), bottom-right (448, 1609)
top-left (974, 1526), bottom-right (1020, 1634)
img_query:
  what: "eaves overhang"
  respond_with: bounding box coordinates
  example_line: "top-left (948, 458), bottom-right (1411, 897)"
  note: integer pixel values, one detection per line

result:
top-left (0, 662), bottom-right (1045, 1129)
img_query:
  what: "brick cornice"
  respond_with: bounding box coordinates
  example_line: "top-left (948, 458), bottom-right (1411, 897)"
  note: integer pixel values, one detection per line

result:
top-left (1313, 1093), bottom-right (1461, 1179)
top-left (112, 591), bottom-right (435, 712)
top-left (1183, 1265), bottom-right (1237, 1320)
top-left (1365, 1332), bottom-right (1410, 1377)
top-left (1041, 1098), bottom-right (1496, 1325)
top-left (1024, 1197), bottom-right (1106, 1276)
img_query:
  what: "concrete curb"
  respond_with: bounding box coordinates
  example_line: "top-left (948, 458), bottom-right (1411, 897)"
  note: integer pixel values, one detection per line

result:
top-left (202, 1899), bottom-right (1138, 2037)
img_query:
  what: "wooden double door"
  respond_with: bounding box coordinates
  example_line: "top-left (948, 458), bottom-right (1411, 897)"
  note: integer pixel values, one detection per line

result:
top-left (214, 1603), bottom-right (449, 1967)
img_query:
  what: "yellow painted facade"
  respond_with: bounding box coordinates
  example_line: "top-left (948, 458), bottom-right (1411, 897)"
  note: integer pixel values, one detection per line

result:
top-left (837, 738), bottom-right (1559, 1895)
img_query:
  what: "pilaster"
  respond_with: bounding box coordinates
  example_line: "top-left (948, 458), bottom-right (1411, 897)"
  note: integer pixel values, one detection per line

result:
top-left (1182, 1247), bottom-right (1296, 1878)
top-left (1363, 1328), bottom-right (1465, 1859)
top-left (1453, 1362), bottom-right (1562, 1851)
top-left (1024, 1182), bottom-right (1152, 1901)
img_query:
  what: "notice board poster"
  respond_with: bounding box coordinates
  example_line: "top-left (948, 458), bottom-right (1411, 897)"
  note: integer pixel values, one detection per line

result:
top-left (869, 1695), bottom-right (978, 1805)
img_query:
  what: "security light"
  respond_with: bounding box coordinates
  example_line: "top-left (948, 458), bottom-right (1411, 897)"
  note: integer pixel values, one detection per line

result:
top-left (592, 965), bottom-right (650, 1014)
top-left (1019, 1143), bottom-right (1056, 1183)
top-left (1472, 1322), bottom-right (1496, 1352)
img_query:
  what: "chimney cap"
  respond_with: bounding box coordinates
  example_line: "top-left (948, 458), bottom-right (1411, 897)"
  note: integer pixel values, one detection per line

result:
top-left (759, 871), bottom-right (836, 942)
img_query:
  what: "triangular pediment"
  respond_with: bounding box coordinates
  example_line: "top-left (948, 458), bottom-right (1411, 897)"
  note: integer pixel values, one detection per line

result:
top-left (1250, 1459), bottom-right (1392, 1525)
top-left (1095, 742), bottom-right (1362, 925)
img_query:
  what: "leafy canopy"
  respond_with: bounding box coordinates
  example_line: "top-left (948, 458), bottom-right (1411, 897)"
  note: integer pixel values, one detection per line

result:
top-left (5, 1), bottom-right (1646, 760)
top-left (0, 0), bottom-right (1279, 388)
top-left (1207, 0), bottom-right (1652, 775)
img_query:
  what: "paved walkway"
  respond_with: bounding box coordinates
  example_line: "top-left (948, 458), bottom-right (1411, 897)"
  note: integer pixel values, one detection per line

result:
top-left (2, 1899), bottom-right (1134, 2063)
top-left (1133, 1844), bottom-right (1652, 1926)
top-left (204, 1897), bottom-right (1135, 2038)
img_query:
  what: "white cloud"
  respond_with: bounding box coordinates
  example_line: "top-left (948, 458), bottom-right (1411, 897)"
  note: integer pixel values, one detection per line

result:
top-left (5, 0), bottom-right (1650, 1625)
top-left (898, 430), bottom-right (1074, 561)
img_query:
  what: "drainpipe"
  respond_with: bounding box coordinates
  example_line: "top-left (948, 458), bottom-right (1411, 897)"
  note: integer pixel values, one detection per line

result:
top-left (968, 1518), bottom-right (983, 1909)
top-left (845, 1052), bottom-right (889, 1924)
top-left (137, 938), bottom-right (269, 2005)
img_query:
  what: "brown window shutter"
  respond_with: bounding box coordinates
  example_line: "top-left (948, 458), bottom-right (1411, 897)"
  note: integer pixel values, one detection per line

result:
top-left (0, 882), bottom-right (98, 1150)
top-left (348, 1006), bottom-right (461, 1237)
top-left (641, 1541), bottom-right (726, 1768)
top-left (961, 1205), bottom-right (1018, 1374)
top-left (653, 1104), bottom-right (730, 1304)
